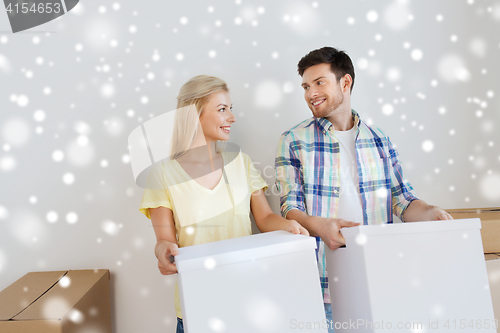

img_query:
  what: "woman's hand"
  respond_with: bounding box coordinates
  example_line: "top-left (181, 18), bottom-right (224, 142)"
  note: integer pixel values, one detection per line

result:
top-left (251, 188), bottom-right (310, 235)
top-left (155, 241), bottom-right (179, 275)
top-left (285, 219), bottom-right (310, 236)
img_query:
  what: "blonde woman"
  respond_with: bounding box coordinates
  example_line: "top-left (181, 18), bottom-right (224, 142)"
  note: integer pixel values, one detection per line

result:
top-left (139, 75), bottom-right (308, 333)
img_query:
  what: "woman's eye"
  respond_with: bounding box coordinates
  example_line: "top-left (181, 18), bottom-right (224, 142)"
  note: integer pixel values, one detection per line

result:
top-left (218, 108), bottom-right (225, 112)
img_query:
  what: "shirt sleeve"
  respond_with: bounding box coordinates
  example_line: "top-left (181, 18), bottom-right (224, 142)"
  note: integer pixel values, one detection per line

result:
top-left (387, 138), bottom-right (419, 221)
top-left (275, 133), bottom-right (307, 218)
top-left (242, 153), bottom-right (268, 194)
top-left (139, 163), bottom-right (173, 219)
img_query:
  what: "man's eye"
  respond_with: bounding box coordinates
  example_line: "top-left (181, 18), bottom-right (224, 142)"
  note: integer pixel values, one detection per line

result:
top-left (303, 86), bottom-right (309, 90)
top-left (318, 81), bottom-right (324, 85)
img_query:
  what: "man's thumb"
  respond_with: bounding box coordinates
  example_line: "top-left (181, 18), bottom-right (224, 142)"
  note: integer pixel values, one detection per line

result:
top-left (341, 220), bottom-right (361, 228)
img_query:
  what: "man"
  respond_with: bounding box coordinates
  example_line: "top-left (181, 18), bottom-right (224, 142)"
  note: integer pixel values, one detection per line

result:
top-left (274, 47), bottom-right (453, 331)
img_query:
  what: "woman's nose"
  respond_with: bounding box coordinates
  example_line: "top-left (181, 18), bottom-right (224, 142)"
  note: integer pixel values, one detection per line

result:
top-left (228, 110), bottom-right (236, 123)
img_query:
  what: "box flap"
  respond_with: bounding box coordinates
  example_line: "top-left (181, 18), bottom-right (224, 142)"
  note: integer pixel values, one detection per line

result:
top-left (0, 319), bottom-right (62, 333)
top-left (446, 208), bottom-right (500, 221)
top-left (176, 231), bottom-right (316, 273)
top-left (0, 271), bottom-right (67, 320)
top-left (13, 269), bottom-right (108, 320)
top-left (485, 254), bottom-right (500, 261)
top-left (446, 207), bottom-right (500, 213)
top-left (341, 218), bottom-right (481, 238)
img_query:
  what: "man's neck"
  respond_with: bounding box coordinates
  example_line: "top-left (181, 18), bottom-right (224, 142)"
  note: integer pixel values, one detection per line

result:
top-left (327, 107), bottom-right (354, 131)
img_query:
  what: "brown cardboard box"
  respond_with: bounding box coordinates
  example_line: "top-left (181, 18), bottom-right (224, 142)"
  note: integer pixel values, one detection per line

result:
top-left (0, 269), bottom-right (111, 333)
top-left (486, 256), bottom-right (500, 333)
top-left (446, 208), bottom-right (500, 253)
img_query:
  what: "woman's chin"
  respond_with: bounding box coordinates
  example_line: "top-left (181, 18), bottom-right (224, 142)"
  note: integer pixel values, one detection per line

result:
top-left (207, 135), bottom-right (229, 142)
top-left (217, 133), bottom-right (230, 141)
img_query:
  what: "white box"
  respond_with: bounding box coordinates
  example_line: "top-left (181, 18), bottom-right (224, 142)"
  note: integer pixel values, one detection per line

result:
top-left (326, 219), bottom-right (496, 333)
top-left (176, 231), bottom-right (327, 333)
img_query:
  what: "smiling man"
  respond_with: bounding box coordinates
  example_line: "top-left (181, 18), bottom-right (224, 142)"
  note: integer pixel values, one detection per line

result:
top-left (274, 47), bottom-right (452, 331)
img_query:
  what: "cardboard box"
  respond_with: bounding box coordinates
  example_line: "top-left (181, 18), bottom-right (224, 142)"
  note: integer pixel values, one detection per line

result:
top-left (176, 231), bottom-right (327, 333)
top-left (0, 269), bottom-right (111, 333)
top-left (327, 219), bottom-right (496, 333)
top-left (486, 255), bottom-right (500, 333)
top-left (446, 207), bottom-right (500, 253)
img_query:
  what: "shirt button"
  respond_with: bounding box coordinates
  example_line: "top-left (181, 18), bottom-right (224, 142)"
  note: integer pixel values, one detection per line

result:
top-left (334, 190), bottom-right (339, 194)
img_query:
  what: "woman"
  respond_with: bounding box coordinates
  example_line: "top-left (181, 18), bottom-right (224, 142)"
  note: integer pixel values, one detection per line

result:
top-left (139, 75), bottom-right (308, 333)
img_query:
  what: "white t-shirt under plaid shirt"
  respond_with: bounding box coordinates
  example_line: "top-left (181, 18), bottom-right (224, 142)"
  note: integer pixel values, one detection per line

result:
top-left (275, 110), bottom-right (419, 303)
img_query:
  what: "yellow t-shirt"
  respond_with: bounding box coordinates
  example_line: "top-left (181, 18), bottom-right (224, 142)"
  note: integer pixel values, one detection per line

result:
top-left (139, 151), bottom-right (268, 318)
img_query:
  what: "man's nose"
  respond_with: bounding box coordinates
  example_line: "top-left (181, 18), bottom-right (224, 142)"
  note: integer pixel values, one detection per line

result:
top-left (307, 87), bottom-right (318, 100)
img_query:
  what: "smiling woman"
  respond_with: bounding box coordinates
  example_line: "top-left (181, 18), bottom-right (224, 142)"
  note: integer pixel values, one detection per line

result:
top-left (170, 76), bottom-right (230, 161)
top-left (139, 75), bottom-right (309, 333)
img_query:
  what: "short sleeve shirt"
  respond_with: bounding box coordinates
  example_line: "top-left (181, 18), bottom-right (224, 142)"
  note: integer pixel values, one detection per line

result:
top-left (139, 151), bottom-right (268, 318)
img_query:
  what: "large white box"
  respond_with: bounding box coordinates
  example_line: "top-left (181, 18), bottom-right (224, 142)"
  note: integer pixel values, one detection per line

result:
top-left (176, 231), bottom-right (327, 333)
top-left (326, 219), bottom-right (496, 333)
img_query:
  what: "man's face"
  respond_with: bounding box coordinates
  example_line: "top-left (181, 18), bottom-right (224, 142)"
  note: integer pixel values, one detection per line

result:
top-left (301, 63), bottom-right (345, 119)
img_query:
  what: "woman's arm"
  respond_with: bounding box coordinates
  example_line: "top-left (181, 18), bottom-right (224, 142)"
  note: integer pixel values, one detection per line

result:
top-left (250, 189), bottom-right (309, 235)
top-left (150, 206), bottom-right (179, 275)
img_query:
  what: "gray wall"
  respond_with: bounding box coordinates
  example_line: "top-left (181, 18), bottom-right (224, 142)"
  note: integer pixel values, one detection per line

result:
top-left (1, 0), bottom-right (499, 332)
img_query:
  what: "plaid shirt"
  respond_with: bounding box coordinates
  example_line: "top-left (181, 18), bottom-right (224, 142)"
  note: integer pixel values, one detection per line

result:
top-left (275, 110), bottom-right (419, 303)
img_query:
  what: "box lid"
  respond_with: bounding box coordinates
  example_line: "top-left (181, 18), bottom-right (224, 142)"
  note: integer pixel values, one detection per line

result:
top-left (340, 218), bottom-right (481, 238)
top-left (0, 271), bottom-right (67, 320)
top-left (176, 231), bottom-right (316, 273)
top-left (0, 269), bottom-right (109, 321)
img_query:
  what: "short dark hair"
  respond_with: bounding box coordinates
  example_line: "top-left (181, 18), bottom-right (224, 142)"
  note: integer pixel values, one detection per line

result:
top-left (297, 47), bottom-right (355, 92)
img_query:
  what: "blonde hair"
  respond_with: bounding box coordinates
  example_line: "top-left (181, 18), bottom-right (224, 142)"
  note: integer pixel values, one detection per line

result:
top-left (170, 75), bottom-right (229, 160)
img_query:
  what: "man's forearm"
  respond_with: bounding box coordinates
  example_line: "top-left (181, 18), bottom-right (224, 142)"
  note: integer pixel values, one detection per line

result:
top-left (402, 200), bottom-right (427, 222)
top-left (285, 209), bottom-right (320, 236)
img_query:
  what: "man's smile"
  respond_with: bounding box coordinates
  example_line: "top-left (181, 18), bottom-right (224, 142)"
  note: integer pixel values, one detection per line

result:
top-left (311, 98), bottom-right (326, 107)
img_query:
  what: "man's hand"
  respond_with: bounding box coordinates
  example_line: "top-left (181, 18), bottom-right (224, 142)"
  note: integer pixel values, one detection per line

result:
top-left (403, 200), bottom-right (454, 222)
top-left (285, 219), bottom-right (310, 236)
top-left (312, 216), bottom-right (361, 250)
top-left (425, 206), bottom-right (454, 221)
top-left (155, 241), bottom-right (179, 275)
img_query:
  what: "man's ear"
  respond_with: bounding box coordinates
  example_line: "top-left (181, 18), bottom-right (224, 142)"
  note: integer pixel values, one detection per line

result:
top-left (342, 74), bottom-right (353, 93)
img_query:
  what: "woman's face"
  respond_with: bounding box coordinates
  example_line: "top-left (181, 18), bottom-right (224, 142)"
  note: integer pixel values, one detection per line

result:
top-left (199, 91), bottom-right (236, 142)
